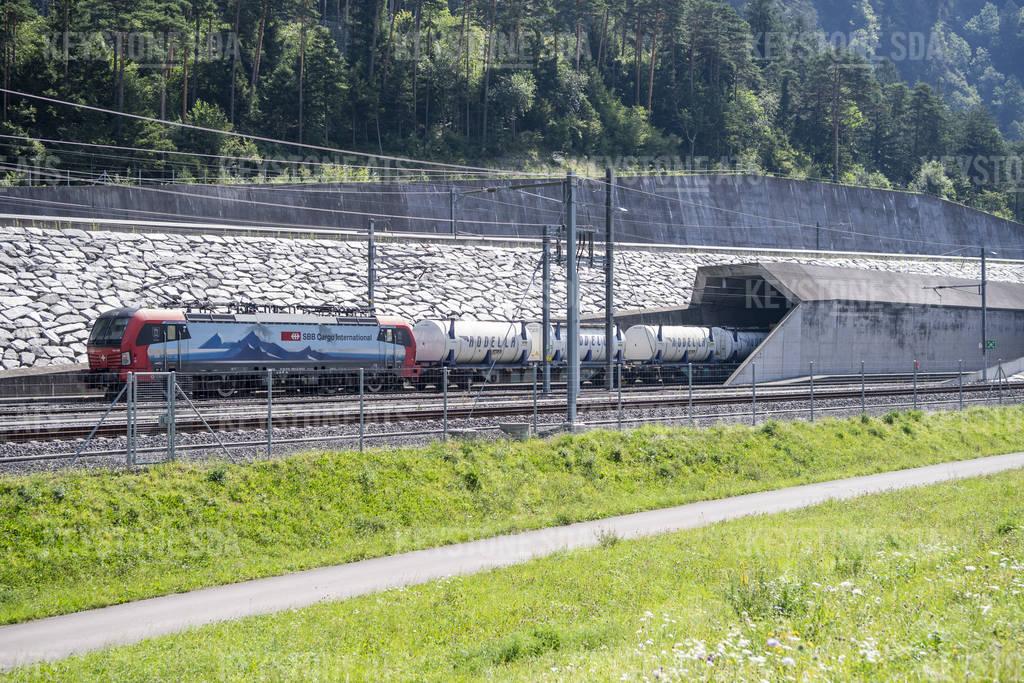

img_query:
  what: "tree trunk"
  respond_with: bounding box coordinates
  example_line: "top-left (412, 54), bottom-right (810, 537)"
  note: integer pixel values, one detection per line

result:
top-left (688, 37), bottom-right (695, 101)
top-left (634, 16), bottom-right (643, 107)
top-left (161, 36), bottom-right (170, 120)
top-left (113, 30), bottom-right (124, 137)
top-left (181, 33), bottom-right (189, 120)
top-left (597, 8), bottom-right (608, 73)
top-left (646, 26), bottom-right (657, 112)
top-left (574, 0), bottom-right (581, 71)
top-left (62, 0), bottom-right (71, 80)
top-left (2, 9), bottom-right (8, 122)
top-left (463, 0), bottom-right (471, 138)
top-left (110, 30), bottom-right (118, 104)
top-left (481, 0), bottom-right (496, 147)
top-left (341, 0), bottom-right (349, 56)
top-left (229, 0), bottom-right (241, 124)
top-left (620, 8), bottom-right (628, 64)
top-left (118, 31), bottom-right (126, 109)
top-left (412, 0), bottom-right (421, 135)
top-left (298, 9), bottom-right (307, 143)
top-left (251, 0), bottom-right (269, 90)
top-left (368, 0), bottom-right (381, 80)
top-left (192, 13), bottom-right (200, 108)
top-left (424, 25), bottom-right (431, 133)
top-left (832, 64), bottom-right (841, 182)
top-left (380, 0), bottom-right (398, 88)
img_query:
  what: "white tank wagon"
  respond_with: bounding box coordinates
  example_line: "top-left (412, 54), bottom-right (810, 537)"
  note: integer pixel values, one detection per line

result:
top-left (712, 328), bottom-right (769, 362)
top-left (527, 323), bottom-right (623, 364)
top-left (623, 325), bottom-right (715, 364)
top-left (414, 319), bottom-right (531, 366)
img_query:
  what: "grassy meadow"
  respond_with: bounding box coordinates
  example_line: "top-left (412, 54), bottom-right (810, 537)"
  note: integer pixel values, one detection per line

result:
top-left (8, 465), bottom-right (1024, 680)
top-left (1, 406), bottom-right (1022, 625)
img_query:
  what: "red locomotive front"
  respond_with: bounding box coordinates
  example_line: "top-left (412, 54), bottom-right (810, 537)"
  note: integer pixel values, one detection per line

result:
top-left (86, 308), bottom-right (186, 387)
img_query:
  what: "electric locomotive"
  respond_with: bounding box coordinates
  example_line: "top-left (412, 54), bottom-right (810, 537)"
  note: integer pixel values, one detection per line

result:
top-left (86, 304), bottom-right (417, 396)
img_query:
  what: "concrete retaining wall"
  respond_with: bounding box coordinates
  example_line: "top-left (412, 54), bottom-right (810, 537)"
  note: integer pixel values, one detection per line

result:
top-left (5, 224), bottom-right (1024, 370)
top-left (730, 301), bottom-right (1024, 384)
top-left (2, 175), bottom-right (1021, 256)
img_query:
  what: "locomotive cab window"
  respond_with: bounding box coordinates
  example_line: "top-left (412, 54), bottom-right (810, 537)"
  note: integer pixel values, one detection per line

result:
top-left (395, 328), bottom-right (412, 346)
top-left (168, 323), bottom-right (190, 340)
top-left (136, 323), bottom-right (190, 345)
top-left (136, 323), bottom-right (165, 345)
top-left (88, 316), bottom-right (131, 347)
top-left (378, 328), bottom-right (395, 343)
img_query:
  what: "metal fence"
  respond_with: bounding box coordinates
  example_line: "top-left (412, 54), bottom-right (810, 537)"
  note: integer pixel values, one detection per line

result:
top-left (0, 358), bottom-right (1020, 468)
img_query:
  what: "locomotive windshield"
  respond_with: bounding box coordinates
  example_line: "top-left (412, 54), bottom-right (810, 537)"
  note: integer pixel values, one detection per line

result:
top-left (88, 316), bottom-right (131, 347)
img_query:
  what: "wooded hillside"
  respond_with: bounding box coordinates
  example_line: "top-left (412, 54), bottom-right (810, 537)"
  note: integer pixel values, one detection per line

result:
top-left (1, 0), bottom-right (1021, 220)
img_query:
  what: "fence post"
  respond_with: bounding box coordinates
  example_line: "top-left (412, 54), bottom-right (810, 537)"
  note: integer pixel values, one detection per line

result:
top-left (532, 365), bottom-right (539, 436)
top-left (617, 364), bottom-right (624, 430)
top-left (442, 367), bottom-right (450, 441)
top-left (809, 361), bottom-right (815, 423)
top-left (913, 360), bottom-right (918, 410)
top-left (266, 369), bottom-right (273, 459)
top-left (860, 360), bottom-right (866, 416)
top-left (166, 371), bottom-right (176, 462)
top-left (751, 363), bottom-right (757, 426)
top-left (688, 362), bottom-right (694, 427)
top-left (126, 372), bottom-right (136, 467)
top-left (358, 368), bottom-right (365, 453)
top-left (998, 359), bottom-right (1004, 405)
top-left (958, 359), bottom-right (964, 411)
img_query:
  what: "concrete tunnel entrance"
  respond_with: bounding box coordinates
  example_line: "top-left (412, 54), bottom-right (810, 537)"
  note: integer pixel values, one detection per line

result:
top-left (590, 262), bottom-right (1024, 387)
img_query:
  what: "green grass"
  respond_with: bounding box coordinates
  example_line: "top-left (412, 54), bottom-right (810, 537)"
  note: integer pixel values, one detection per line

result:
top-left (10, 463), bottom-right (1024, 680)
top-left (1, 406), bottom-right (1022, 626)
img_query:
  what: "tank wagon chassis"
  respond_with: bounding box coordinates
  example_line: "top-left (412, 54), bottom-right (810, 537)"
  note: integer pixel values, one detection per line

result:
top-left (86, 305), bottom-right (768, 397)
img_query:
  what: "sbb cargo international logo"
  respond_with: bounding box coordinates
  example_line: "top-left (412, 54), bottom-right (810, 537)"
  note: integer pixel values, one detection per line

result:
top-left (281, 331), bottom-right (302, 342)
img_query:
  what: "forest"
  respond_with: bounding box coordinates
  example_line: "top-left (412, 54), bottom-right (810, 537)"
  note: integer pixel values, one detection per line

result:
top-left (0, 0), bottom-right (1022, 221)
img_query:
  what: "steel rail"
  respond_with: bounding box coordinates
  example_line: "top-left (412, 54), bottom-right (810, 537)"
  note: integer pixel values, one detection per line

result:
top-left (0, 381), bottom-right (1017, 444)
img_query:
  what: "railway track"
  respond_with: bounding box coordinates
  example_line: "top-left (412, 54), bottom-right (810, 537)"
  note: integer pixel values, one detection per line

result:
top-left (0, 380), bottom-right (1011, 444)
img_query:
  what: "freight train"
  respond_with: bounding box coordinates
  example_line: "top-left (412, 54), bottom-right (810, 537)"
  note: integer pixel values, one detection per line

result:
top-left (86, 305), bottom-right (767, 395)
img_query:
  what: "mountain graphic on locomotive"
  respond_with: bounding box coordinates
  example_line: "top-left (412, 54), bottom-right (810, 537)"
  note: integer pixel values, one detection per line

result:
top-left (86, 304), bottom-right (767, 395)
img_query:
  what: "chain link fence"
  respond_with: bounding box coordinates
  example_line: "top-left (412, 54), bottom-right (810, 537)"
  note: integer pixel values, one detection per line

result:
top-left (0, 359), bottom-right (1020, 469)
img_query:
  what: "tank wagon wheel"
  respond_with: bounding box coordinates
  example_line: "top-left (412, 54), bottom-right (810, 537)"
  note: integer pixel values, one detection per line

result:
top-left (364, 376), bottom-right (386, 393)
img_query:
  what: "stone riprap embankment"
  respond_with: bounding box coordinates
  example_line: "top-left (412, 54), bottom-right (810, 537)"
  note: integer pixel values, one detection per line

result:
top-left (3, 225), bottom-right (1024, 370)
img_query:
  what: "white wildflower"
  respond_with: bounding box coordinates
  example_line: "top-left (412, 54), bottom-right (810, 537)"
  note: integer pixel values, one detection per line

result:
top-left (781, 656), bottom-right (796, 667)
